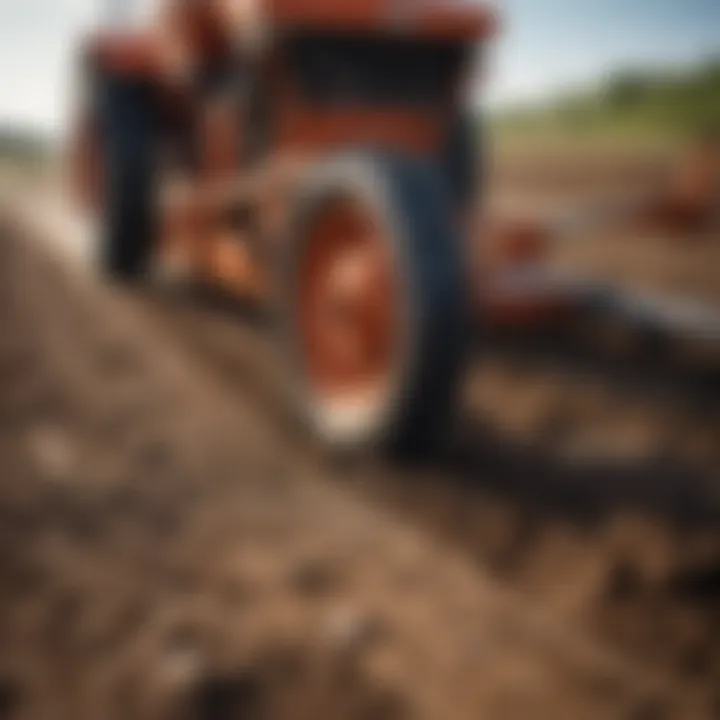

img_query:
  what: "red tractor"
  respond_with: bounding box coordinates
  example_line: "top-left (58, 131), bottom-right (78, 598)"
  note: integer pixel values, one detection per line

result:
top-left (73, 0), bottom-right (497, 455)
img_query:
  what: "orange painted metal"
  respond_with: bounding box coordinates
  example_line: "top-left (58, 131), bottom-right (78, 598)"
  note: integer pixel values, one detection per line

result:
top-left (162, 0), bottom-right (237, 65)
top-left (200, 101), bottom-right (242, 179)
top-left (276, 108), bottom-right (443, 155)
top-left (84, 32), bottom-right (164, 78)
top-left (268, 0), bottom-right (497, 39)
top-left (77, 0), bottom-right (501, 324)
top-left (477, 220), bottom-right (573, 328)
top-left (208, 228), bottom-right (268, 297)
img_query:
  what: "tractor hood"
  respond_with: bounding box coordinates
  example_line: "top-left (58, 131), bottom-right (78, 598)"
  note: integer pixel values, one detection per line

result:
top-left (267, 0), bottom-right (498, 40)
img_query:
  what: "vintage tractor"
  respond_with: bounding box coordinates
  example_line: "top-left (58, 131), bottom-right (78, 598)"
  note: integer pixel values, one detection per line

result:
top-left (73, 0), bottom-right (496, 455)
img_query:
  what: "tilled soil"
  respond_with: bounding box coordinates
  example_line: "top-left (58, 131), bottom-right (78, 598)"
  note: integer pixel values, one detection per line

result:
top-left (0, 184), bottom-right (719, 719)
top-left (144, 280), bottom-right (720, 715)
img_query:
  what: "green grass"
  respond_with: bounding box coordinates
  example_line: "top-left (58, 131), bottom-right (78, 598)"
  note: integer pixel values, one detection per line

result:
top-left (491, 57), bottom-right (720, 151)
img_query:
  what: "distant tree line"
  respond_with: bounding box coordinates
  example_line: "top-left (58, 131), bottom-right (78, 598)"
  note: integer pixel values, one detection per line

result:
top-left (0, 126), bottom-right (51, 165)
top-left (494, 57), bottom-right (720, 142)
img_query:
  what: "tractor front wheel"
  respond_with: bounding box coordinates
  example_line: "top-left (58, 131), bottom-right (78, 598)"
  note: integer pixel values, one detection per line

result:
top-left (280, 154), bottom-right (470, 457)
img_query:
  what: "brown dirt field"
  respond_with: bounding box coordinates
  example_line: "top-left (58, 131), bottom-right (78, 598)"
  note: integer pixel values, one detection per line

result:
top-left (0, 154), bottom-right (719, 719)
top-left (489, 147), bottom-right (720, 304)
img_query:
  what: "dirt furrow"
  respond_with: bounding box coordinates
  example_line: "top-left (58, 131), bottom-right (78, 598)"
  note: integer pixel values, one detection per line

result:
top-left (1, 213), bottom-right (689, 718)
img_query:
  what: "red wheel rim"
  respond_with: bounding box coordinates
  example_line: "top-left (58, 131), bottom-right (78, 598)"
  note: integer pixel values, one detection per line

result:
top-left (298, 197), bottom-right (398, 414)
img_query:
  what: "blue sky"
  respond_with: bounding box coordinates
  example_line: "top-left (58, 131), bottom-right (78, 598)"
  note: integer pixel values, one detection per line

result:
top-left (0, 0), bottom-right (718, 133)
top-left (490, 0), bottom-right (720, 107)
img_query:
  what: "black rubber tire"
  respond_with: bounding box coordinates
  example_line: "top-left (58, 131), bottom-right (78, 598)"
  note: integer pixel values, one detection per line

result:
top-left (96, 75), bottom-right (158, 280)
top-left (280, 153), bottom-right (471, 457)
top-left (440, 110), bottom-right (483, 217)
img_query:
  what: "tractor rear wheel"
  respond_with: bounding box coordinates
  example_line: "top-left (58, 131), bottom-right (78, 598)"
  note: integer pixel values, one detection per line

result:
top-left (96, 76), bottom-right (158, 281)
top-left (441, 110), bottom-right (482, 217)
top-left (280, 154), bottom-right (470, 457)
